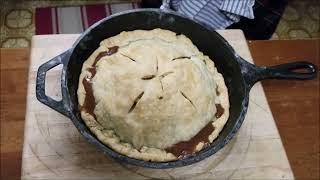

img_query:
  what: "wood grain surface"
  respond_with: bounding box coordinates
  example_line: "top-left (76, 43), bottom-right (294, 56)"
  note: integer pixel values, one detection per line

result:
top-left (248, 40), bottom-right (320, 180)
top-left (0, 39), bottom-right (318, 180)
top-left (1, 48), bottom-right (30, 180)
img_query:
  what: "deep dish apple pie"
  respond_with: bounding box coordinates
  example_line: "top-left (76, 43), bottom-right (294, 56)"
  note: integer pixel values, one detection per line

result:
top-left (77, 29), bottom-right (229, 162)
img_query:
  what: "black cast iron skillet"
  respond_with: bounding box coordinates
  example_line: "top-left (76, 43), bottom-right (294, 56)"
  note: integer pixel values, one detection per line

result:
top-left (36, 9), bottom-right (318, 169)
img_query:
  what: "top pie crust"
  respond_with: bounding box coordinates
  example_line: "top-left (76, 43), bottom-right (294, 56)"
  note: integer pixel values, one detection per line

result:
top-left (77, 29), bottom-right (229, 161)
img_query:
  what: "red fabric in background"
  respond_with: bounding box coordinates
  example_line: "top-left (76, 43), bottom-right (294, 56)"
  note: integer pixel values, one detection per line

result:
top-left (85, 4), bottom-right (107, 27)
top-left (35, 7), bottom-right (53, 34)
top-left (35, 3), bottom-right (140, 35)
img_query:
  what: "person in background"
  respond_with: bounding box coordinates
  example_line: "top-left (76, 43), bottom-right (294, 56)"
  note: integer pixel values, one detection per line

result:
top-left (142, 0), bottom-right (288, 40)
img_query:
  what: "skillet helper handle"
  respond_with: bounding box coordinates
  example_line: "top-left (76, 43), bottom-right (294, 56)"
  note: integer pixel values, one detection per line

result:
top-left (259, 61), bottom-right (317, 80)
top-left (36, 50), bottom-right (72, 117)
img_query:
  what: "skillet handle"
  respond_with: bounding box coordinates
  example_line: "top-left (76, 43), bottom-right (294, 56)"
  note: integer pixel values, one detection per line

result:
top-left (239, 58), bottom-right (318, 89)
top-left (263, 61), bottom-right (317, 80)
top-left (36, 49), bottom-right (72, 117)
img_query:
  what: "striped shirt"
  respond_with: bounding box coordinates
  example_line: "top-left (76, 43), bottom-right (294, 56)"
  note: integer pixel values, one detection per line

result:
top-left (171, 0), bottom-right (255, 29)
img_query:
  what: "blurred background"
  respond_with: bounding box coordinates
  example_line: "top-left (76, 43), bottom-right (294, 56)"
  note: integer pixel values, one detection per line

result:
top-left (0, 0), bottom-right (319, 47)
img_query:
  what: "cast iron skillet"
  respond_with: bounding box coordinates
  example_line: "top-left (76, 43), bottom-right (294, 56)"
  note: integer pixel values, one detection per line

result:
top-left (36, 9), bottom-right (318, 169)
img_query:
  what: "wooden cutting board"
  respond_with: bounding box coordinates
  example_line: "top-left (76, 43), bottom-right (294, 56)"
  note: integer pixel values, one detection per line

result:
top-left (21, 30), bottom-right (294, 179)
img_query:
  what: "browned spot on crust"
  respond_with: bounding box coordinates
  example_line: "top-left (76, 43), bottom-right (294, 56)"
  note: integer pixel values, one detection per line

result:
top-left (81, 46), bottom-right (119, 118)
top-left (215, 104), bottom-right (224, 118)
top-left (165, 122), bottom-right (215, 158)
top-left (93, 46), bottom-right (119, 66)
